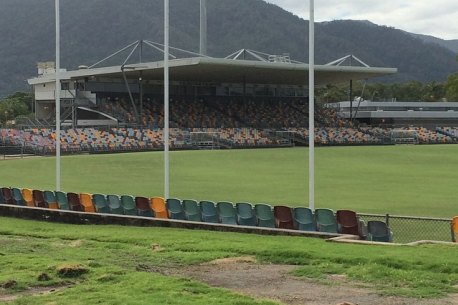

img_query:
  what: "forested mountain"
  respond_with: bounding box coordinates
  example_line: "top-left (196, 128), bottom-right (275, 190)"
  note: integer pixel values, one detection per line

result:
top-left (0, 0), bottom-right (457, 97)
top-left (411, 33), bottom-right (458, 53)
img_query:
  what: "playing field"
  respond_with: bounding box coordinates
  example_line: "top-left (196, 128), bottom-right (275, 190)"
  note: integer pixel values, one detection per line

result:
top-left (1, 145), bottom-right (457, 217)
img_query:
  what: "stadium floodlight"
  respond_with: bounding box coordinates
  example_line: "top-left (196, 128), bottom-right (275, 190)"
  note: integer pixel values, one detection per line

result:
top-left (164, 0), bottom-right (170, 199)
top-left (55, 0), bottom-right (61, 191)
top-left (308, 0), bottom-right (315, 211)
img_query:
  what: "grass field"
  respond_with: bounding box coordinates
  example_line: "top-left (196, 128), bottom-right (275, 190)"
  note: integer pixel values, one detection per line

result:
top-left (2, 145), bottom-right (458, 304)
top-left (0, 217), bottom-right (457, 304)
top-left (1, 145), bottom-right (458, 217)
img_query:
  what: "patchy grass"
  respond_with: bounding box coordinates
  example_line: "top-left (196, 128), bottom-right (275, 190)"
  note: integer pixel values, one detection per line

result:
top-left (0, 217), bottom-right (457, 304)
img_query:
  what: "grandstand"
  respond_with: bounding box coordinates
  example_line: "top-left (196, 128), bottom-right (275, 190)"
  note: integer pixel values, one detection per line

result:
top-left (2, 42), bottom-right (453, 153)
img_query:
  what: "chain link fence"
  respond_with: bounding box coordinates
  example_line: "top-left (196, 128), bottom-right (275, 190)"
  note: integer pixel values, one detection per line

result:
top-left (359, 213), bottom-right (452, 243)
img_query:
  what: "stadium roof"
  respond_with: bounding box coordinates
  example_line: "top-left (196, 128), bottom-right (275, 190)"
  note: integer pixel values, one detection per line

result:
top-left (28, 57), bottom-right (397, 86)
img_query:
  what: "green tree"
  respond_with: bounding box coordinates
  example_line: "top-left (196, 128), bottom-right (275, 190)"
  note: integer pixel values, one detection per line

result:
top-left (445, 73), bottom-right (458, 102)
top-left (0, 91), bottom-right (33, 124)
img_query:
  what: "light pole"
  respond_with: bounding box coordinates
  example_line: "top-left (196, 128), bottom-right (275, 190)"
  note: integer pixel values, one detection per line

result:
top-left (164, 0), bottom-right (170, 199)
top-left (55, 0), bottom-right (61, 191)
top-left (308, 0), bottom-right (315, 211)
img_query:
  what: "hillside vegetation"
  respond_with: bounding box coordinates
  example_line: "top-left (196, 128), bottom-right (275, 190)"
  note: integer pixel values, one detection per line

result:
top-left (0, 0), bottom-right (457, 96)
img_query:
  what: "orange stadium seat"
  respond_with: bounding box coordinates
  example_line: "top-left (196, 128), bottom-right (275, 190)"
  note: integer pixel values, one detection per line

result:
top-left (79, 193), bottom-right (95, 213)
top-left (22, 188), bottom-right (34, 207)
top-left (151, 197), bottom-right (168, 219)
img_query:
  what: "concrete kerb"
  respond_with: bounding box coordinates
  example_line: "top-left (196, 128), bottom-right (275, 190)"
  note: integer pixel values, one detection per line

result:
top-left (2, 205), bottom-right (456, 246)
top-left (0, 204), bottom-right (341, 239)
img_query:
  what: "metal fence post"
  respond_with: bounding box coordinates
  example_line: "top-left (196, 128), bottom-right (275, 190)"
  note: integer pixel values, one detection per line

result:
top-left (385, 213), bottom-right (390, 227)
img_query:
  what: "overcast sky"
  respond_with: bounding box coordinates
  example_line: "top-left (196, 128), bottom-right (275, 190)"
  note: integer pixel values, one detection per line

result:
top-left (265, 0), bottom-right (458, 40)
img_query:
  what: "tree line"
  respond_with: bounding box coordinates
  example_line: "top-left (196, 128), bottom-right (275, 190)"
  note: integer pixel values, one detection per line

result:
top-left (317, 63), bottom-right (458, 104)
top-left (0, 92), bottom-right (33, 125)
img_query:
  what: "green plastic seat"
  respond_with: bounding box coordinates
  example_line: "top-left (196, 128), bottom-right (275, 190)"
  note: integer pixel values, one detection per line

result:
top-left (54, 191), bottom-right (69, 210)
top-left (217, 201), bottom-right (237, 225)
top-left (367, 221), bottom-right (393, 242)
top-left (107, 195), bottom-right (123, 214)
top-left (121, 195), bottom-right (137, 215)
top-left (12, 188), bottom-right (26, 206)
top-left (236, 202), bottom-right (257, 226)
top-left (254, 204), bottom-right (275, 228)
top-left (199, 200), bottom-right (219, 223)
top-left (43, 191), bottom-right (58, 209)
top-left (166, 198), bottom-right (185, 220)
top-left (182, 199), bottom-right (201, 221)
top-left (92, 194), bottom-right (110, 214)
top-left (315, 208), bottom-right (338, 233)
top-left (293, 207), bottom-right (316, 231)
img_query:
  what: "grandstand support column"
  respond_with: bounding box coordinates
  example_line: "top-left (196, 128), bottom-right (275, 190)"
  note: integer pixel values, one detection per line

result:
top-left (164, 0), bottom-right (170, 199)
top-left (349, 79), bottom-right (353, 121)
top-left (55, 0), bottom-right (61, 191)
top-left (200, 0), bottom-right (207, 56)
top-left (243, 75), bottom-right (247, 102)
top-left (139, 71), bottom-right (143, 125)
top-left (308, 0), bottom-right (315, 211)
top-left (121, 68), bottom-right (139, 122)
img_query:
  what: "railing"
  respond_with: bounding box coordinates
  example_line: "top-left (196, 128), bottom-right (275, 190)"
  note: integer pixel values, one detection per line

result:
top-left (359, 213), bottom-right (452, 243)
top-left (0, 145), bottom-right (25, 159)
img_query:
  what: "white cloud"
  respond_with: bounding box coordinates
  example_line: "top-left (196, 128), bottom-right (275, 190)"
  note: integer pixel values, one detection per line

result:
top-left (265, 0), bottom-right (458, 40)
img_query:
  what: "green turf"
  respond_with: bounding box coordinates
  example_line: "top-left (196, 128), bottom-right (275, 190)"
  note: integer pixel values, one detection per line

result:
top-left (0, 217), bottom-right (457, 303)
top-left (1, 145), bottom-right (458, 217)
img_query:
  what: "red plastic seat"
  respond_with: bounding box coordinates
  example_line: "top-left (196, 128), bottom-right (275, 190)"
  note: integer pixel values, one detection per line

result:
top-left (273, 205), bottom-right (294, 229)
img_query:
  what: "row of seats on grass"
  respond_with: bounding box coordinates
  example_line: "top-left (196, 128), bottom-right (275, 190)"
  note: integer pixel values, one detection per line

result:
top-left (0, 187), bottom-right (165, 217)
top-left (0, 187), bottom-right (392, 242)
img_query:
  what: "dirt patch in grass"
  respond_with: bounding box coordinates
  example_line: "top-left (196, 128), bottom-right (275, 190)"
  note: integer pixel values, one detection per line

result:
top-left (0, 285), bottom-right (69, 302)
top-left (56, 264), bottom-right (88, 278)
top-left (179, 258), bottom-right (458, 305)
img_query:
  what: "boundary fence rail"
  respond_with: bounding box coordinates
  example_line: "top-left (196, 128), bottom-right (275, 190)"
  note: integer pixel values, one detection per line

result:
top-left (359, 213), bottom-right (451, 243)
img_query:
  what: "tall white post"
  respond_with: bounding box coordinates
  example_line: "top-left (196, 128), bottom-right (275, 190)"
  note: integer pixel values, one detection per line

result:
top-left (199, 0), bottom-right (207, 56)
top-left (164, 0), bottom-right (170, 199)
top-left (55, 0), bottom-right (61, 191)
top-left (308, 0), bottom-right (315, 210)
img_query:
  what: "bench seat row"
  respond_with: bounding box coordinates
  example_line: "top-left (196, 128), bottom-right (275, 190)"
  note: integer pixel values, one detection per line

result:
top-left (0, 187), bottom-right (392, 242)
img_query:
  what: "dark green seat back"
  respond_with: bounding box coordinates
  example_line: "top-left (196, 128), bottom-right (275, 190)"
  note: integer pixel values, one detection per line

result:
top-left (254, 204), bottom-right (275, 228)
top-left (293, 207), bottom-right (316, 231)
top-left (367, 221), bottom-right (392, 242)
top-left (12, 188), bottom-right (26, 206)
top-left (92, 194), bottom-right (110, 214)
top-left (182, 199), bottom-right (201, 221)
top-left (54, 191), bottom-right (69, 210)
top-left (107, 195), bottom-right (123, 214)
top-left (315, 208), bottom-right (338, 233)
top-left (236, 202), bottom-right (257, 226)
top-left (166, 198), bottom-right (185, 220)
top-left (200, 200), bottom-right (218, 223)
top-left (121, 195), bottom-right (137, 215)
top-left (217, 201), bottom-right (237, 225)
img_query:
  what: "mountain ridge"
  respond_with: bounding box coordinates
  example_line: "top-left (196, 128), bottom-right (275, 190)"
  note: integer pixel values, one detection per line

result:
top-left (0, 0), bottom-right (457, 97)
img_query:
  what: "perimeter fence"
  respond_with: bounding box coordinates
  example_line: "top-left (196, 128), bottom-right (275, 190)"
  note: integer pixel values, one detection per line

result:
top-left (359, 213), bottom-right (452, 243)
